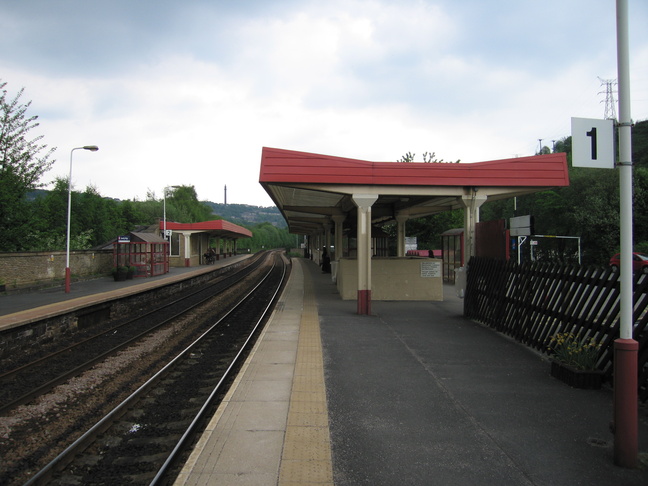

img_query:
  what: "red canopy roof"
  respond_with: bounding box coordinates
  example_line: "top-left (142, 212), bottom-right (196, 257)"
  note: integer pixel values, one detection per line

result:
top-left (160, 220), bottom-right (252, 238)
top-left (260, 147), bottom-right (569, 188)
top-left (259, 147), bottom-right (570, 235)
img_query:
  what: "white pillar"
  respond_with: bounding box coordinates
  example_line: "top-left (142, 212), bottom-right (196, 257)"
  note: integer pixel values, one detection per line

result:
top-left (183, 233), bottom-right (192, 267)
top-left (214, 237), bottom-right (221, 259)
top-left (352, 194), bottom-right (378, 315)
top-left (461, 192), bottom-right (487, 263)
top-left (324, 220), bottom-right (332, 255)
top-left (332, 214), bottom-right (346, 260)
top-left (396, 211), bottom-right (409, 257)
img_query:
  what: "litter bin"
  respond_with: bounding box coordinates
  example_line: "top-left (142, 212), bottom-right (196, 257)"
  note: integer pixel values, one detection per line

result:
top-left (454, 267), bottom-right (467, 299)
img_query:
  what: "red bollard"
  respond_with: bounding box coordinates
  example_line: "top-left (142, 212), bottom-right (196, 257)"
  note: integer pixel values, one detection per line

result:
top-left (613, 338), bottom-right (639, 468)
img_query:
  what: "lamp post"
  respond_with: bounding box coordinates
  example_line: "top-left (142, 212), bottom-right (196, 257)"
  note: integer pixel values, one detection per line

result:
top-left (65, 145), bottom-right (99, 293)
top-left (163, 188), bottom-right (167, 254)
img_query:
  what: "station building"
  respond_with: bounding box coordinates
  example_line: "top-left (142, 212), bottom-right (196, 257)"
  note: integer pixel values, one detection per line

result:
top-left (259, 147), bottom-right (569, 314)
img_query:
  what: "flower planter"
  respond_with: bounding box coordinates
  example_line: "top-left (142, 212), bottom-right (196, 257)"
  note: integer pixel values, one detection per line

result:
top-left (550, 361), bottom-right (604, 390)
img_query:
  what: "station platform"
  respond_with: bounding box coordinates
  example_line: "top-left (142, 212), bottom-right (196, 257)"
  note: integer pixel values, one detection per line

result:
top-left (2, 256), bottom-right (648, 484)
top-left (0, 254), bottom-right (253, 327)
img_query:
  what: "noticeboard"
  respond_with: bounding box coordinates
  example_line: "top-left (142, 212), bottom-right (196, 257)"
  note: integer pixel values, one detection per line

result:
top-left (420, 261), bottom-right (441, 278)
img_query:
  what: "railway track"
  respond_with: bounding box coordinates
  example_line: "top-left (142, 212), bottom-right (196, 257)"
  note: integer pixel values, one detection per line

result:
top-left (0, 252), bottom-right (267, 415)
top-left (0, 251), bottom-right (288, 486)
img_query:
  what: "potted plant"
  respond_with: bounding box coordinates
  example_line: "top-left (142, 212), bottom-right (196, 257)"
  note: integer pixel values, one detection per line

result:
top-left (548, 332), bottom-right (604, 389)
top-left (112, 266), bottom-right (129, 282)
top-left (127, 266), bottom-right (136, 280)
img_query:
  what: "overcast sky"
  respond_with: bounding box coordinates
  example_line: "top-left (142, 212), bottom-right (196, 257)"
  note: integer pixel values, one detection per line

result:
top-left (2, 0), bottom-right (647, 207)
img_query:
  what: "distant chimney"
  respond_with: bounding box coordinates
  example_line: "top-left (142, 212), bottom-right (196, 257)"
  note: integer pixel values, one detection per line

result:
top-left (224, 184), bottom-right (227, 205)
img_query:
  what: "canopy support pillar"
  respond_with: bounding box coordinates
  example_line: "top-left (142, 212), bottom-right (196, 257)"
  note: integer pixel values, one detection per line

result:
top-left (352, 194), bottom-right (378, 315)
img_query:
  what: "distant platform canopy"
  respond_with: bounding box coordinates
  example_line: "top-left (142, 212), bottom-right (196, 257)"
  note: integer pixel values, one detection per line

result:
top-left (161, 220), bottom-right (252, 239)
top-left (259, 147), bottom-right (569, 235)
top-left (159, 219), bottom-right (252, 268)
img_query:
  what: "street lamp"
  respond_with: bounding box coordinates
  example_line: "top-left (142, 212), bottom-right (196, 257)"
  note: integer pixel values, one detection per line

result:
top-left (65, 145), bottom-right (99, 293)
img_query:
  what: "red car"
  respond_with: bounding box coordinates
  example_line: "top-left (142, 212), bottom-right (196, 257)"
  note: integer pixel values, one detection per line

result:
top-left (609, 252), bottom-right (648, 274)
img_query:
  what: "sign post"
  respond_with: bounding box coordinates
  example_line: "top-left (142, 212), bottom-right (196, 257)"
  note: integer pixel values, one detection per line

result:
top-left (570, 1), bottom-right (637, 468)
top-left (613, 0), bottom-right (637, 468)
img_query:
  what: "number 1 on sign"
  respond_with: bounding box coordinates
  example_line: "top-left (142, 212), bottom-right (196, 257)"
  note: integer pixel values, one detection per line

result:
top-left (571, 117), bottom-right (613, 168)
top-left (586, 127), bottom-right (598, 160)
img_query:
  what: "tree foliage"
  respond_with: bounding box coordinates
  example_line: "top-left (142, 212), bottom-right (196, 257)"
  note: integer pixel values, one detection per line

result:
top-left (397, 151), bottom-right (460, 163)
top-left (0, 81), bottom-right (56, 250)
top-left (166, 185), bottom-right (213, 223)
top-left (243, 222), bottom-right (295, 252)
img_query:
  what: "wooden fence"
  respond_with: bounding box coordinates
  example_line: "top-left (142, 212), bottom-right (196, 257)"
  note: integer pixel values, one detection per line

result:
top-left (464, 256), bottom-right (648, 402)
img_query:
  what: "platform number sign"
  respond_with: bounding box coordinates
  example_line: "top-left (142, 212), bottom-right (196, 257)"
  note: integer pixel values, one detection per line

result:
top-left (571, 117), bottom-right (614, 169)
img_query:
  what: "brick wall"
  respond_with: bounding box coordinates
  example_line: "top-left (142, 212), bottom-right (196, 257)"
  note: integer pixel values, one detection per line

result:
top-left (0, 250), bottom-right (113, 291)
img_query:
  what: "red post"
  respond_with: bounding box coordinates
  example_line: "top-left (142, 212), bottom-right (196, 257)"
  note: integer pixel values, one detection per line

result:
top-left (613, 338), bottom-right (638, 468)
top-left (357, 290), bottom-right (371, 315)
top-left (65, 267), bottom-right (71, 293)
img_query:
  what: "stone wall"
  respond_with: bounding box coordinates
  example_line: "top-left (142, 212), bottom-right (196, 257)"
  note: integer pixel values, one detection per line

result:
top-left (336, 257), bottom-right (443, 301)
top-left (0, 250), bottom-right (113, 291)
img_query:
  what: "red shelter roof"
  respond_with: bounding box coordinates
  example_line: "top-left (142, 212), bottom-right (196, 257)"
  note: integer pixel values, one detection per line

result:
top-left (160, 219), bottom-right (252, 239)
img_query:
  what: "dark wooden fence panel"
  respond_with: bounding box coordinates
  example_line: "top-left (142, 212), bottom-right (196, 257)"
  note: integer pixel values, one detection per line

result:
top-left (465, 256), bottom-right (648, 402)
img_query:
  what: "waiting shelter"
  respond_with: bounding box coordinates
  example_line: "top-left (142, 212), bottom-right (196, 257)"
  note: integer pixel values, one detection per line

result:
top-left (259, 147), bottom-right (569, 314)
top-left (159, 220), bottom-right (253, 267)
top-left (113, 232), bottom-right (169, 277)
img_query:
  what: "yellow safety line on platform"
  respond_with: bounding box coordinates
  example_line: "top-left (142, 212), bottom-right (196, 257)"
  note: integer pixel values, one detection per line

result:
top-left (278, 262), bottom-right (334, 485)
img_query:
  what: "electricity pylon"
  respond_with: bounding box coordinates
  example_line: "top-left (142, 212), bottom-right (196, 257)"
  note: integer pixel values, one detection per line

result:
top-left (598, 76), bottom-right (618, 120)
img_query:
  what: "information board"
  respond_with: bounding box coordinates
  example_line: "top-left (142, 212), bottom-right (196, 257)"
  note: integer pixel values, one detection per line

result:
top-left (420, 261), bottom-right (441, 278)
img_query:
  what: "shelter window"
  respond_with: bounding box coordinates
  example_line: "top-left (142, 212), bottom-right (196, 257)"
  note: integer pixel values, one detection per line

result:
top-left (170, 233), bottom-right (180, 256)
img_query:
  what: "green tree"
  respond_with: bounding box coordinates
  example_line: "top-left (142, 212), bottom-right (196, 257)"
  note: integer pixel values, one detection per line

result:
top-left (397, 151), bottom-right (460, 163)
top-left (244, 222), bottom-right (293, 252)
top-left (166, 185), bottom-right (213, 223)
top-left (633, 119), bottom-right (648, 167)
top-left (0, 81), bottom-right (55, 250)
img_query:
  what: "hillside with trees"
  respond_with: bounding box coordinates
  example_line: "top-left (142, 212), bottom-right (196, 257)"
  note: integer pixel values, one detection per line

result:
top-left (203, 202), bottom-right (285, 228)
